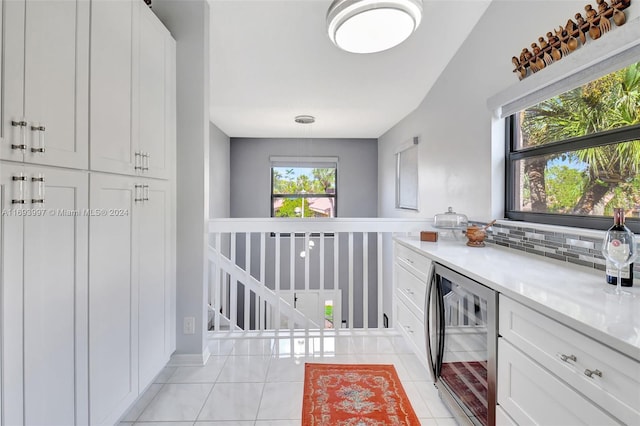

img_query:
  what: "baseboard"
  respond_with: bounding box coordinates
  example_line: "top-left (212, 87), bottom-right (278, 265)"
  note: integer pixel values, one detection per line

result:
top-left (167, 347), bottom-right (211, 366)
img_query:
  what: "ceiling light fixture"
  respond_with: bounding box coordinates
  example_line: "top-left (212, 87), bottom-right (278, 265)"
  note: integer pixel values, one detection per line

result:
top-left (294, 115), bottom-right (316, 124)
top-left (327, 0), bottom-right (422, 54)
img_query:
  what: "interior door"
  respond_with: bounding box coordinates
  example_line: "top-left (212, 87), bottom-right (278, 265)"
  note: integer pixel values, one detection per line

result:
top-left (23, 0), bottom-right (89, 169)
top-left (0, 162), bottom-right (26, 426)
top-left (22, 166), bottom-right (88, 425)
top-left (89, 172), bottom-right (138, 425)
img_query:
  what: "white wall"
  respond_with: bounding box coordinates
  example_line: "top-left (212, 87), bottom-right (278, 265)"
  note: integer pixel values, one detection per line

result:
top-left (379, 1), bottom-right (640, 222)
top-left (151, 0), bottom-right (210, 359)
top-left (209, 121), bottom-right (230, 218)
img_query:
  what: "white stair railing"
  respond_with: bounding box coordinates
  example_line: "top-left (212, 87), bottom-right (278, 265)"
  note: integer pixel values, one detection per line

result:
top-left (207, 218), bottom-right (426, 334)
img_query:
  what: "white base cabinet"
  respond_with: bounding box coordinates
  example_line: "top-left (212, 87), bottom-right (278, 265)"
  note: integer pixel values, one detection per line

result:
top-left (498, 295), bottom-right (640, 425)
top-left (89, 173), bottom-right (174, 426)
top-left (1, 162), bottom-right (89, 426)
top-left (393, 242), bottom-right (432, 376)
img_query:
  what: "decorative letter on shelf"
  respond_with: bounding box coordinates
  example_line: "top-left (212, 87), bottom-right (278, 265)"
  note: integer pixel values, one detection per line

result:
top-left (512, 0), bottom-right (632, 80)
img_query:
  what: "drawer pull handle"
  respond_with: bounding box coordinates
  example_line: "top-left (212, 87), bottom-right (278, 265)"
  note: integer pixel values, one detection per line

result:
top-left (405, 258), bottom-right (414, 264)
top-left (405, 288), bottom-right (414, 295)
top-left (584, 369), bottom-right (602, 378)
top-left (560, 354), bottom-right (577, 363)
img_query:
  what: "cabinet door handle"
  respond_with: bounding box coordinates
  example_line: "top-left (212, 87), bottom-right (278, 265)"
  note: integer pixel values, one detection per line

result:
top-left (584, 368), bottom-right (602, 378)
top-left (30, 123), bottom-right (46, 153)
top-left (11, 174), bottom-right (26, 204)
top-left (11, 120), bottom-right (27, 151)
top-left (560, 354), bottom-right (577, 363)
top-left (134, 184), bottom-right (144, 202)
top-left (31, 175), bottom-right (45, 204)
top-left (142, 153), bottom-right (149, 171)
top-left (143, 184), bottom-right (149, 201)
top-left (134, 152), bottom-right (142, 170)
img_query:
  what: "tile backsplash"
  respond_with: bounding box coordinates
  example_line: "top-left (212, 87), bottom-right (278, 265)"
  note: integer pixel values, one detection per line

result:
top-left (476, 221), bottom-right (640, 282)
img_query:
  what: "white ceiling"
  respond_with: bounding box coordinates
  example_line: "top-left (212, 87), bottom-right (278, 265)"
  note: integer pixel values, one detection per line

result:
top-left (209, 0), bottom-right (492, 139)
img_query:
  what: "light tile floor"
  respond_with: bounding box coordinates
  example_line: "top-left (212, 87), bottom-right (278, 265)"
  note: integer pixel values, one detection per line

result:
top-left (119, 330), bottom-right (454, 426)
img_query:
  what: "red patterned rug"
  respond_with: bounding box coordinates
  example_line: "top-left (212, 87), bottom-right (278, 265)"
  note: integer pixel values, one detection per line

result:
top-left (302, 363), bottom-right (420, 425)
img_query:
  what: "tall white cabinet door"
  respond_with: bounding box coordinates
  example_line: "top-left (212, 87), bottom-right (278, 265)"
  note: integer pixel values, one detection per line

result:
top-left (22, 166), bottom-right (89, 426)
top-left (0, 162), bottom-right (26, 426)
top-left (89, 0), bottom-right (136, 175)
top-left (138, 8), bottom-right (171, 180)
top-left (137, 179), bottom-right (172, 389)
top-left (22, 0), bottom-right (89, 169)
top-left (89, 173), bottom-right (138, 426)
top-left (0, 0), bottom-right (26, 162)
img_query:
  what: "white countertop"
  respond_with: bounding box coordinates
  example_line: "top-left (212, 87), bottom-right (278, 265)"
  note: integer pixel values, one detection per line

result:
top-left (394, 236), bottom-right (640, 361)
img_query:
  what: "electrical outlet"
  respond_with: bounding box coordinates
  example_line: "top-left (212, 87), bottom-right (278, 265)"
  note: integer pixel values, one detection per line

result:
top-left (183, 316), bottom-right (195, 334)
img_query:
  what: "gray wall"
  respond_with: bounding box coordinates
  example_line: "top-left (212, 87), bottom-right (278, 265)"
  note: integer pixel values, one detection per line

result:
top-left (230, 137), bottom-right (378, 218)
top-left (229, 137), bottom-right (379, 328)
top-left (152, 0), bottom-right (210, 358)
top-left (209, 122), bottom-right (230, 218)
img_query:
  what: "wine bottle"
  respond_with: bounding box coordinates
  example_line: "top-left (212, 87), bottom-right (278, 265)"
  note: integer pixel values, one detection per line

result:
top-left (605, 208), bottom-right (634, 287)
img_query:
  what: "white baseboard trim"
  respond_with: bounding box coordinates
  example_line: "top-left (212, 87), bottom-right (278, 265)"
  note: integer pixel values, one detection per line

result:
top-left (167, 347), bottom-right (211, 366)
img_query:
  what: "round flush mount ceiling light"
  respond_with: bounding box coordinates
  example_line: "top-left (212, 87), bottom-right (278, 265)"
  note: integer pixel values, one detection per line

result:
top-left (327, 0), bottom-right (422, 54)
top-left (294, 115), bottom-right (316, 124)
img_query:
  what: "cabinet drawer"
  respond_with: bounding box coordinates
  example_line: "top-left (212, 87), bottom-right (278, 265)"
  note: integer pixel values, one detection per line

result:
top-left (396, 298), bottom-right (426, 361)
top-left (500, 296), bottom-right (640, 425)
top-left (496, 405), bottom-right (517, 426)
top-left (498, 339), bottom-right (617, 425)
top-left (395, 263), bottom-right (427, 316)
top-left (395, 243), bottom-right (432, 282)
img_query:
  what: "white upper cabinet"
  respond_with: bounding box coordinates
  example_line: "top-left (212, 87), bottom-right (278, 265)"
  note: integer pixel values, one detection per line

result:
top-left (138, 6), bottom-right (174, 179)
top-left (0, 0), bottom-right (89, 169)
top-left (90, 0), bottom-right (136, 176)
top-left (91, 0), bottom-right (175, 179)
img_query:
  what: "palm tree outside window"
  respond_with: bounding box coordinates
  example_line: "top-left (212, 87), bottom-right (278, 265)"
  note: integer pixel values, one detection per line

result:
top-left (506, 61), bottom-right (640, 233)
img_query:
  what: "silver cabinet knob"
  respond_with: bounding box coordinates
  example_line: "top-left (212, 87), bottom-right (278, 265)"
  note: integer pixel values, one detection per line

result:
top-left (584, 369), bottom-right (602, 378)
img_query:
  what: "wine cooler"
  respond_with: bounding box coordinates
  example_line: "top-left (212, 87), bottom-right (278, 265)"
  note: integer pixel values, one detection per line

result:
top-left (425, 263), bottom-right (498, 426)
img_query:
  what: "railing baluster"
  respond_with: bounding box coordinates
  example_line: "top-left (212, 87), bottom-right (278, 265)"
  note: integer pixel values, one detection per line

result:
top-left (230, 232), bottom-right (238, 330)
top-left (348, 232), bottom-right (354, 330)
top-left (304, 232), bottom-right (310, 292)
top-left (275, 232), bottom-right (281, 331)
top-left (319, 232), bottom-right (325, 329)
top-left (245, 232), bottom-right (251, 330)
top-left (259, 232), bottom-right (266, 331)
top-left (363, 232), bottom-right (369, 330)
top-left (334, 232), bottom-right (339, 329)
top-left (214, 232), bottom-right (221, 332)
top-left (289, 232), bottom-right (295, 330)
top-left (378, 232), bottom-right (383, 329)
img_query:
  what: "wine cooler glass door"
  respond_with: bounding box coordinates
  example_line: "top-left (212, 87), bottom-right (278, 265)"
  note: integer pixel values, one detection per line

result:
top-left (434, 264), bottom-right (497, 426)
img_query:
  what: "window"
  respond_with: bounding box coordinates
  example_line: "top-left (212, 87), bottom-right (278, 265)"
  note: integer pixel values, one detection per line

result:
top-left (506, 61), bottom-right (640, 233)
top-left (270, 159), bottom-right (337, 218)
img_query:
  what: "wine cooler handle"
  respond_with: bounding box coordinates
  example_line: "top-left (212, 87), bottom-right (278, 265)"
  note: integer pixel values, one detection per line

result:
top-left (436, 276), bottom-right (446, 376)
top-left (424, 264), bottom-right (438, 381)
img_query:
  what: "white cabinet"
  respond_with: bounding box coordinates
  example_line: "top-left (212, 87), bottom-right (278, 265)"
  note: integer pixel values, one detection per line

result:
top-left (138, 5), bottom-right (175, 179)
top-left (498, 295), bottom-right (640, 425)
top-left (91, 0), bottom-right (175, 179)
top-left (0, 0), bottom-right (89, 169)
top-left (393, 242), bottom-right (432, 374)
top-left (89, 0), bottom-right (136, 176)
top-left (1, 162), bottom-right (89, 426)
top-left (89, 172), bottom-right (174, 425)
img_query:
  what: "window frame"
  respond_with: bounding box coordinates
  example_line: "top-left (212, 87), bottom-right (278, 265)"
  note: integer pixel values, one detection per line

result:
top-left (505, 115), bottom-right (640, 233)
top-left (270, 164), bottom-right (338, 219)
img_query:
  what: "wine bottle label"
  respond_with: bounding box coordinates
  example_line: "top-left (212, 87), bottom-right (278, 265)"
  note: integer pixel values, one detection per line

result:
top-left (607, 240), bottom-right (630, 263)
top-left (606, 261), bottom-right (631, 279)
